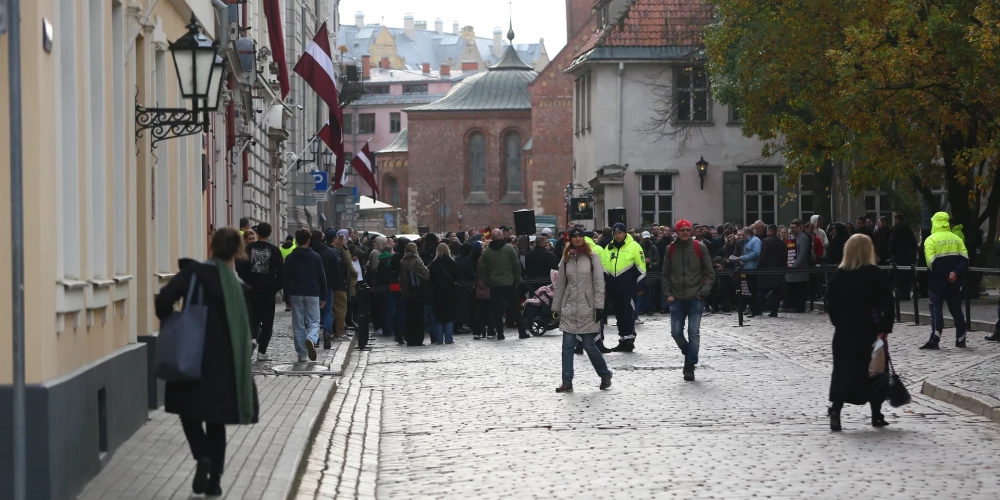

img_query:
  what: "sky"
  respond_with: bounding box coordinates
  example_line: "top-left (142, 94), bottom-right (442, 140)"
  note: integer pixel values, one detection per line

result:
top-left (338, 0), bottom-right (568, 56)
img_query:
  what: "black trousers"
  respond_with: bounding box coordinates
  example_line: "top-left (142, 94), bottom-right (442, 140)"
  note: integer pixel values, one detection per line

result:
top-left (755, 287), bottom-right (781, 316)
top-left (248, 290), bottom-right (276, 353)
top-left (609, 292), bottom-right (635, 342)
top-left (787, 282), bottom-right (808, 310)
top-left (180, 419), bottom-right (226, 478)
top-left (746, 275), bottom-right (759, 314)
top-left (404, 297), bottom-right (425, 346)
top-left (371, 291), bottom-right (384, 331)
top-left (489, 285), bottom-right (526, 335)
top-left (475, 298), bottom-right (492, 336)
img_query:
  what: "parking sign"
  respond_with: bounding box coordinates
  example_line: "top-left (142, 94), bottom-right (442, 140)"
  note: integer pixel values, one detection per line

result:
top-left (311, 171), bottom-right (328, 192)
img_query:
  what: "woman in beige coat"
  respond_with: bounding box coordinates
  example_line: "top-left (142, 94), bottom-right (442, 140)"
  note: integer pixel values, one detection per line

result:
top-left (552, 228), bottom-right (613, 392)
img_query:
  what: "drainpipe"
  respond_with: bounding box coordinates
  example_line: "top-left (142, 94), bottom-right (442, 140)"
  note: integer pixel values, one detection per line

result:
top-left (616, 61), bottom-right (624, 165)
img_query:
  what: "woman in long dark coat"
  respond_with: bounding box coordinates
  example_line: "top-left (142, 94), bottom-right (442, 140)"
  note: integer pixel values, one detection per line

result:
top-left (454, 243), bottom-right (477, 332)
top-left (155, 228), bottom-right (259, 497)
top-left (826, 233), bottom-right (895, 431)
top-left (429, 243), bottom-right (460, 344)
top-left (400, 242), bottom-right (431, 346)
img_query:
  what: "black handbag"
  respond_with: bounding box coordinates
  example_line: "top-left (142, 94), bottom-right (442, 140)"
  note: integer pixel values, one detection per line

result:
top-left (885, 340), bottom-right (911, 407)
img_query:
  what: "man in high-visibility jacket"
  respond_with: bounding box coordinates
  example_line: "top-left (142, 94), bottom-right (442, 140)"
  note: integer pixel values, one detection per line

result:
top-left (921, 212), bottom-right (970, 349)
top-left (604, 223), bottom-right (646, 352)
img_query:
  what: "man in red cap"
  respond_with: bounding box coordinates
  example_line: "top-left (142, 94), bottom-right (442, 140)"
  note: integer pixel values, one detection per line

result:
top-left (661, 219), bottom-right (715, 381)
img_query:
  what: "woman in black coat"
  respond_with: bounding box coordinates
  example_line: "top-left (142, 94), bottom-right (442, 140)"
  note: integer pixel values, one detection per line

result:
top-left (429, 243), bottom-right (461, 344)
top-left (826, 233), bottom-right (895, 431)
top-left (454, 243), bottom-right (477, 331)
top-left (524, 242), bottom-right (559, 293)
top-left (155, 228), bottom-right (259, 497)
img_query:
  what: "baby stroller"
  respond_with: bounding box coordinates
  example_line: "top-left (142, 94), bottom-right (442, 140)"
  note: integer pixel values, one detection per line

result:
top-left (522, 270), bottom-right (560, 336)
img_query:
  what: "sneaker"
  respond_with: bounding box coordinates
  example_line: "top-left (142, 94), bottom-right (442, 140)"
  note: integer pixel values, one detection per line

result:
top-left (600, 374), bottom-right (612, 390)
top-left (611, 343), bottom-right (634, 353)
top-left (306, 339), bottom-right (317, 361)
top-left (919, 338), bottom-right (940, 350)
top-left (297, 356), bottom-right (309, 363)
top-left (683, 363), bottom-right (695, 381)
top-left (256, 352), bottom-right (271, 362)
top-left (635, 318), bottom-right (644, 325)
top-left (519, 332), bottom-right (531, 339)
top-left (555, 382), bottom-right (573, 393)
top-left (598, 344), bottom-right (613, 354)
top-left (574, 346), bottom-right (584, 355)
top-left (473, 333), bottom-right (482, 340)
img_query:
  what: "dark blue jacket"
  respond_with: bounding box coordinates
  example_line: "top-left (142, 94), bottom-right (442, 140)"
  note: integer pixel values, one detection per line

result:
top-left (283, 247), bottom-right (327, 298)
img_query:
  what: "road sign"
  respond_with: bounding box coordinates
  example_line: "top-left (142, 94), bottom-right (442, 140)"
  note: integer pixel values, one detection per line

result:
top-left (311, 171), bottom-right (328, 192)
top-left (352, 186), bottom-right (359, 203)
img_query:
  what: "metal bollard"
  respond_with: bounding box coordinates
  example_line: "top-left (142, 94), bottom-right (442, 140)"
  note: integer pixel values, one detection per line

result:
top-left (807, 271), bottom-right (814, 312)
top-left (357, 282), bottom-right (371, 349)
top-left (911, 264), bottom-right (920, 325)
top-left (892, 264), bottom-right (901, 322)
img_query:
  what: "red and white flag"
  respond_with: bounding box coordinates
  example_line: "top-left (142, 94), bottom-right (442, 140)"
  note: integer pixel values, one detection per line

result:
top-left (262, 0), bottom-right (289, 98)
top-left (351, 143), bottom-right (379, 197)
top-left (293, 23), bottom-right (346, 189)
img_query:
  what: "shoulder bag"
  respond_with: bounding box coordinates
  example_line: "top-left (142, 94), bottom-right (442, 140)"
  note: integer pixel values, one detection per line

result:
top-left (153, 274), bottom-right (208, 382)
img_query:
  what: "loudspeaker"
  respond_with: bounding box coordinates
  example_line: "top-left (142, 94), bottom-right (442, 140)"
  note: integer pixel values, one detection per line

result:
top-left (513, 209), bottom-right (536, 236)
top-left (608, 208), bottom-right (627, 226)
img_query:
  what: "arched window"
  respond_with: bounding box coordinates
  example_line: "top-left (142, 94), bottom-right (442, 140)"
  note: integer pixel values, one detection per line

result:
top-left (384, 176), bottom-right (400, 207)
top-left (503, 131), bottom-right (522, 195)
top-left (469, 133), bottom-right (486, 193)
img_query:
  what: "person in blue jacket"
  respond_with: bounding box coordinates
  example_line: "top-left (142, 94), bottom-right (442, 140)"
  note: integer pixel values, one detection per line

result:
top-left (737, 227), bottom-right (762, 316)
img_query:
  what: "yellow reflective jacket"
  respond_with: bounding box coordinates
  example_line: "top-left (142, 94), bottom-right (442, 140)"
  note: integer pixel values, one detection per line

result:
top-left (603, 234), bottom-right (647, 293)
top-left (924, 212), bottom-right (969, 291)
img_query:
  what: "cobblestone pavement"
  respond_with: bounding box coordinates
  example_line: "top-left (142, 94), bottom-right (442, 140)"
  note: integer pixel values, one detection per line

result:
top-left (79, 306), bottom-right (348, 500)
top-left (297, 309), bottom-right (1000, 499)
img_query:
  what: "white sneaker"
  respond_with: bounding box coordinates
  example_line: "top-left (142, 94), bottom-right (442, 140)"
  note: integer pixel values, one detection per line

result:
top-left (256, 352), bottom-right (271, 362)
top-left (635, 318), bottom-right (645, 325)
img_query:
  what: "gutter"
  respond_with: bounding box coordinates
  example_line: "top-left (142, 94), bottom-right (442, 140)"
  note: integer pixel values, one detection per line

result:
top-left (616, 61), bottom-right (624, 165)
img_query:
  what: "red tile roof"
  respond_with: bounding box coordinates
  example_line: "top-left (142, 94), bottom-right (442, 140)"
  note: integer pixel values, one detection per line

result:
top-left (598, 0), bottom-right (714, 48)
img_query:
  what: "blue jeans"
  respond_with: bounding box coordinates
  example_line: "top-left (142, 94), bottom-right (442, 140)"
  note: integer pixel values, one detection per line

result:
top-left (321, 289), bottom-right (334, 335)
top-left (424, 305), bottom-right (436, 335)
top-left (562, 333), bottom-right (611, 384)
top-left (291, 295), bottom-right (321, 358)
top-left (431, 321), bottom-right (454, 344)
top-left (383, 291), bottom-right (398, 336)
top-left (669, 298), bottom-right (704, 366)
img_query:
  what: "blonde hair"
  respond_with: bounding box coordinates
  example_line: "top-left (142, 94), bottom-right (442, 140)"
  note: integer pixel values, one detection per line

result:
top-left (434, 242), bottom-right (452, 261)
top-left (404, 242), bottom-right (418, 255)
top-left (839, 233), bottom-right (876, 271)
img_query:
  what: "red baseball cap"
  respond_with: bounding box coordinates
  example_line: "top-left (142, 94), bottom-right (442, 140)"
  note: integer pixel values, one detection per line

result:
top-left (675, 219), bottom-right (692, 231)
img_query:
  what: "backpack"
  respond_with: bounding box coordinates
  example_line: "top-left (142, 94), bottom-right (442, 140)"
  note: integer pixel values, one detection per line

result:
top-left (667, 241), bottom-right (708, 285)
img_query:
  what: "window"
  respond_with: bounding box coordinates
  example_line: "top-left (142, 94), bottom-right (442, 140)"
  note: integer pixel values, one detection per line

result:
top-left (358, 113), bottom-right (376, 134)
top-left (503, 131), bottom-right (522, 195)
top-left (864, 191), bottom-right (892, 220)
top-left (88, 0), bottom-right (108, 280)
top-left (639, 174), bottom-right (674, 228)
top-left (469, 132), bottom-right (486, 193)
top-left (385, 176), bottom-right (400, 207)
top-left (58, 0), bottom-right (81, 280)
top-left (729, 105), bottom-right (742, 124)
top-left (799, 173), bottom-right (815, 221)
top-left (744, 172), bottom-right (777, 225)
top-left (390, 112), bottom-right (401, 133)
top-left (675, 66), bottom-right (710, 123)
top-left (112, 1), bottom-right (127, 276)
top-left (403, 84), bottom-right (428, 94)
top-left (342, 113), bottom-right (353, 134)
top-left (598, 2), bottom-right (611, 28)
top-left (574, 73), bottom-right (591, 134)
top-left (367, 85), bottom-right (390, 94)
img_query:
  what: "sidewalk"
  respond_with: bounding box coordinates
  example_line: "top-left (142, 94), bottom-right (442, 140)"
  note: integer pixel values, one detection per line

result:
top-left (922, 350), bottom-right (1000, 424)
top-left (78, 308), bottom-right (357, 500)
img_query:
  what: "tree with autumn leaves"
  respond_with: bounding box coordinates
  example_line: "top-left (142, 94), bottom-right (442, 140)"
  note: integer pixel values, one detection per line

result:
top-left (705, 0), bottom-right (1000, 261)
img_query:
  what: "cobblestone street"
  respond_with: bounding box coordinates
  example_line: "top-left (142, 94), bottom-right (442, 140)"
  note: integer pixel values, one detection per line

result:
top-left (298, 310), bottom-right (1000, 499)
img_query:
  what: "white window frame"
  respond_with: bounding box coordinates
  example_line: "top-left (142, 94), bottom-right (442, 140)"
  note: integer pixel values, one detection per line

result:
top-left (743, 172), bottom-right (778, 226)
top-left (674, 66), bottom-right (711, 124)
top-left (863, 190), bottom-right (893, 221)
top-left (58, 0), bottom-right (81, 282)
top-left (87, 0), bottom-right (108, 281)
top-left (639, 173), bottom-right (675, 228)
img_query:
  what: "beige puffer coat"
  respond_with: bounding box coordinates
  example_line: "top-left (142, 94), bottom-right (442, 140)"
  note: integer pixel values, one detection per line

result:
top-left (551, 250), bottom-right (605, 334)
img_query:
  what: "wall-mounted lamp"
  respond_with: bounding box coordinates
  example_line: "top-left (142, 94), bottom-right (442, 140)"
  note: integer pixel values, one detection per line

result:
top-left (696, 156), bottom-right (709, 190)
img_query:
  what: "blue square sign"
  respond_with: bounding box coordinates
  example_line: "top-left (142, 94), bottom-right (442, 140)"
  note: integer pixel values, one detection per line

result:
top-left (311, 171), bottom-right (328, 192)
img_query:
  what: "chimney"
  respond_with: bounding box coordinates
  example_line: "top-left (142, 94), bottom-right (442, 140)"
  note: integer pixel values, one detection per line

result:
top-left (440, 63), bottom-right (450, 76)
top-left (461, 61), bottom-right (479, 72)
top-left (361, 55), bottom-right (371, 79)
top-left (380, 56), bottom-right (390, 69)
top-left (461, 26), bottom-right (475, 41)
top-left (435, 19), bottom-right (444, 34)
top-left (355, 12), bottom-right (364, 28)
top-left (422, 62), bottom-right (430, 74)
top-left (415, 20), bottom-right (427, 31)
top-left (493, 28), bottom-right (504, 58)
top-left (404, 14), bottom-right (414, 40)
top-left (453, 21), bottom-right (460, 35)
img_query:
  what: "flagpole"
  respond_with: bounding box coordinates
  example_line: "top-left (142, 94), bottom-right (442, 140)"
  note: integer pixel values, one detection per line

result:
top-left (270, 134), bottom-right (321, 190)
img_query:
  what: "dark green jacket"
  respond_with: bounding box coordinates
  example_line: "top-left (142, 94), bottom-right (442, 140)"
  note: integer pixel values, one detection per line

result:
top-left (478, 240), bottom-right (522, 287)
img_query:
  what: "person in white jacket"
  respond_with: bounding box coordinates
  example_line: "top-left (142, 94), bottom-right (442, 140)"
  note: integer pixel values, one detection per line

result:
top-left (552, 228), bottom-right (613, 393)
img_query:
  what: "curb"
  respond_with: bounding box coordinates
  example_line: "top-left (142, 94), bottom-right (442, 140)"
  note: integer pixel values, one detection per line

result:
top-left (921, 379), bottom-right (1000, 424)
top-left (810, 302), bottom-right (993, 332)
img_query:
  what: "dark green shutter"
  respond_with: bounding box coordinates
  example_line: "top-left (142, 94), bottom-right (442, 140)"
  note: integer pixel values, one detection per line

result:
top-left (723, 171), bottom-right (743, 224)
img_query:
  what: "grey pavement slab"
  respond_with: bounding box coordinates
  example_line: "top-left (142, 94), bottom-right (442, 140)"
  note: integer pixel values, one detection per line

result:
top-left (255, 307), bottom-right (354, 376)
top-left (296, 309), bottom-right (1000, 499)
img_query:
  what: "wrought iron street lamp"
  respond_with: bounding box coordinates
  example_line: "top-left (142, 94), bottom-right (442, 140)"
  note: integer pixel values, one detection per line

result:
top-left (136, 16), bottom-right (226, 149)
top-left (696, 156), bottom-right (709, 190)
top-left (322, 149), bottom-right (334, 166)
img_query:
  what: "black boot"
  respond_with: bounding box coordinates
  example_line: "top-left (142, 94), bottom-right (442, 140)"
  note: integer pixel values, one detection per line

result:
top-left (682, 362), bottom-right (695, 381)
top-left (323, 333), bottom-right (332, 350)
top-left (828, 406), bottom-right (842, 432)
top-left (919, 335), bottom-right (940, 350)
top-left (192, 457), bottom-right (211, 494)
top-left (986, 321), bottom-right (1000, 341)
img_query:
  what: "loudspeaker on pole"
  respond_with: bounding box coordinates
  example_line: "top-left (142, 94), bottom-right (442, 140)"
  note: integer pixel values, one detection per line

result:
top-left (513, 209), bottom-right (536, 236)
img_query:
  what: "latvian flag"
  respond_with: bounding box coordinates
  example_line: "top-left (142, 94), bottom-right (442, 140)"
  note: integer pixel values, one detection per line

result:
top-left (293, 23), bottom-right (346, 189)
top-left (351, 142), bottom-right (379, 197)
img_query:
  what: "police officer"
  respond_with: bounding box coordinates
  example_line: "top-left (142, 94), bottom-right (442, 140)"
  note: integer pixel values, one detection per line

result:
top-left (604, 223), bottom-right (646, 352)
top-left (920, 212), bottom-right (970, 349)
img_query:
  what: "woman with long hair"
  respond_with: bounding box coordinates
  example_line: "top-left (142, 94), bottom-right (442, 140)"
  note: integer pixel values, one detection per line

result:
top-left (399, 242), bottom-right (431, 346)
top-left (826, 233), bottom-right (895, 431)
top-left (155, 227), bottom-right (259, 496)
top-left (551, 228), bottom-right (613, 392)
top-left (429, 243), bottom-right (460, 344)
